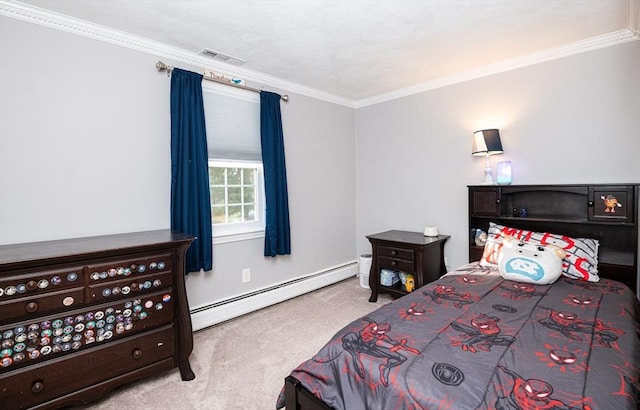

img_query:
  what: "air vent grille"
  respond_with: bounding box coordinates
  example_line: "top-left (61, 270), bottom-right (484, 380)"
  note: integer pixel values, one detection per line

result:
top-left (199, 49), bottom-right (246, 66)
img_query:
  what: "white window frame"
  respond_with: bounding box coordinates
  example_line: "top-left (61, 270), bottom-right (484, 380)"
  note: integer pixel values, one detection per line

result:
top-left (209, 159), bottom-right (265, 245)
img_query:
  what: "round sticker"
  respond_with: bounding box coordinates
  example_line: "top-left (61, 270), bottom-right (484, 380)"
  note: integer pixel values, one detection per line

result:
top-left (67, 272), bottom-right (78, 281)
top-left (62, 297), bottom-right (75, 306)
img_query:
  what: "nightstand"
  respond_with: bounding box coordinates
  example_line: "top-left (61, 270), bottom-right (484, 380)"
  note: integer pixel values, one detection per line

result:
top-left (366, 230), bottom-right (449, 302)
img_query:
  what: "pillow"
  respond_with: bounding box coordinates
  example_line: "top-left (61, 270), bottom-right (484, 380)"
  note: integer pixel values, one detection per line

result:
top-left (497, 236), bottom-right (565, 284)
top-left (480, 222), bottom-right (600, 282)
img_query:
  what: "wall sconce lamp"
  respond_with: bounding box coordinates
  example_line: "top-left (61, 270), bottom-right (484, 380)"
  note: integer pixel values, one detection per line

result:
top-left (472, 129), bottom-right (503, 185)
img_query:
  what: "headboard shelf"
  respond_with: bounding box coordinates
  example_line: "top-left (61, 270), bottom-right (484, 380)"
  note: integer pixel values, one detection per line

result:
top-left (469, 184), bottom-right (639, 298)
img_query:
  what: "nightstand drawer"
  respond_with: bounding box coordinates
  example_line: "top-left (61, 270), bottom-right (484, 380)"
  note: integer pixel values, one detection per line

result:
top-left (379, 256), bottom-right (414, 272)
top-left (378, 246), bottom-right (414, 261)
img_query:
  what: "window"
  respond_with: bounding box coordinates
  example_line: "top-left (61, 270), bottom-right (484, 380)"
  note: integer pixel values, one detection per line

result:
top-left (208, 160), bottom-right (264, 240)
top-left (202, 82), bottom-right (265, 243)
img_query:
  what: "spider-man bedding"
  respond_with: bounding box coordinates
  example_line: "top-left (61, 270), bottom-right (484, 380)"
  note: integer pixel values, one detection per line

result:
top-left (276, 263), bottom-right (640, 409)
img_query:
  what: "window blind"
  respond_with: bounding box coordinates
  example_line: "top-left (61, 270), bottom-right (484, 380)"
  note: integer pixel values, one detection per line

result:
top-left (202, 82), bottom-right (261, 161)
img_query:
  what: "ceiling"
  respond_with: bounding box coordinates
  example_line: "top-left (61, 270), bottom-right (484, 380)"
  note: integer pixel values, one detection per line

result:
top-left (8, 0), bottom-right (639, 102)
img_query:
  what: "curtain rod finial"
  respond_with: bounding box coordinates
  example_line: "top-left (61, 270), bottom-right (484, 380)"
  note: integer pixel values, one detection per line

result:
top-left (156, 61), bottom-right (172, 76)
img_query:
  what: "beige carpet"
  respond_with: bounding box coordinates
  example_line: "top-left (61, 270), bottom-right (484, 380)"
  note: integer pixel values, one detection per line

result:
top-left (71, 277), bottom-right (393, 410)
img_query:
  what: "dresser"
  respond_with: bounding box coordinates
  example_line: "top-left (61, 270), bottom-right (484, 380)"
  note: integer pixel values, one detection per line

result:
top-left (366, 230), bottom-right (449, 302)
top-left (0, 230), bottom-right (195, 409)
top-left (468, 184), bottom-right (639, 296)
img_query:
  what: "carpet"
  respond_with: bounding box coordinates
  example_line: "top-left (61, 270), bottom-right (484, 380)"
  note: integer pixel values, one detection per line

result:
top-left (70, 277), bottom-right (392, 409)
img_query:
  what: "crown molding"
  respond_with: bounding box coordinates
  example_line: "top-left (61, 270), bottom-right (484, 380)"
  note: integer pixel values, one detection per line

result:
top-left (2, 0), bottom-right (638, 110)
top-left (0, 0), bottom-right (356, 108)
top-left (356, 28), bottom-right (639, 108)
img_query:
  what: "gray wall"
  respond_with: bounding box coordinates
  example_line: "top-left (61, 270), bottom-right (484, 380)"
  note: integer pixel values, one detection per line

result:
top-left (2, 14), bottom-right (638, 311)
top-left (0, 17), bottom-right (356, 309)
top-left (355, 41), bottom-right (640, 271)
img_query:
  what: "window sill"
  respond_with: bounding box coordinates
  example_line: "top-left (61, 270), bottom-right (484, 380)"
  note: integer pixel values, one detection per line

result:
top-left (213, 230), bottom-right (264, 245)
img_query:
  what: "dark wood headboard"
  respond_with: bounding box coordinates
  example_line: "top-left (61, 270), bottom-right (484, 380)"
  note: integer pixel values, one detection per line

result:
top-left (468, 184), bottom-right (639, 297)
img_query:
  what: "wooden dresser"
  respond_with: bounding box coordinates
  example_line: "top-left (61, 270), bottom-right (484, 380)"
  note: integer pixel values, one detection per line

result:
top-left (0, 230), bottom-right (195, 409)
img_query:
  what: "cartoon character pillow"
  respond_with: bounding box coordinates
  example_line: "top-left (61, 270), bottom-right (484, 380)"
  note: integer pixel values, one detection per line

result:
top-left (480, 222), bottom-right (600, 282)
top-left (497, 236), bottom-right (566, 285)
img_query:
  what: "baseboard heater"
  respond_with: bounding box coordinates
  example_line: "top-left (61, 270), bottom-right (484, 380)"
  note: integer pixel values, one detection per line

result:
top-left (190, 261), bottom-right (358, 331)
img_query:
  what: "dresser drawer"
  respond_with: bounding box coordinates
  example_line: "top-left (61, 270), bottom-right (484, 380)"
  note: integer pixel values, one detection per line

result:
top-left (0, 266), bottom-right (83, 302)
top-left (88, 271), bottom-right (173, 302)
top-left (0, 325), bottom-right (175, 410)
top-left (0, 290), bottom-right (174, 374)
top-left (85, 253), bottom-right (172, 284)
top-left (377, 246), bottom-right (414, 261)
top-left (378, 256), bottom-right (414, 272)
top-left (0, 287), bottom-right (85, 325)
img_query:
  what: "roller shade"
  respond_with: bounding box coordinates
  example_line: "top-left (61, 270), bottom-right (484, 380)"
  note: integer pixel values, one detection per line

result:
top-left (202, 82), bottom-right (261, 161)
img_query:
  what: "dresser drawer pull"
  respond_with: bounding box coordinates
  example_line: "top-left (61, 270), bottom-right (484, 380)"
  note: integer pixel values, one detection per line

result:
top-left (25, 301), bottom-right (39, 313)
top-left (31, 380), bottom-right (45, 394)
top-left (391, 250), bottom-right (397, 255)
top-left (132, 349), bottom-right (143, 360)
top-left (391, 261), bottom-right (397, 266)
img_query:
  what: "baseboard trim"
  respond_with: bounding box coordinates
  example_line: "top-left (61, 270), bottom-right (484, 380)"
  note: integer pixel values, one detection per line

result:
top-left (190, 261), bottom-right (358, 331)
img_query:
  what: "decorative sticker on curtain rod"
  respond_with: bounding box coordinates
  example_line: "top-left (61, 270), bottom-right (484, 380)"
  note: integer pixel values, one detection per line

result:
top-left (204, 70), bottom-right (245, 85)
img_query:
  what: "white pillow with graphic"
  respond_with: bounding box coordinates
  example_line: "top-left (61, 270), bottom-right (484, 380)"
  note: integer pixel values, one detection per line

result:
top-left (497, 236), bottom-right (566, 285)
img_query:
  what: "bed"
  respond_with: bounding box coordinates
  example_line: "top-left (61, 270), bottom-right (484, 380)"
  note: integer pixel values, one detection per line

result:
top-left (277, 184), bottom-right (640, 410)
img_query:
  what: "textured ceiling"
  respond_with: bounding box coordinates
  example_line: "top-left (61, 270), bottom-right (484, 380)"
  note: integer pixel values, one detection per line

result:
top-left (11, 0), bottom-right (636, 101)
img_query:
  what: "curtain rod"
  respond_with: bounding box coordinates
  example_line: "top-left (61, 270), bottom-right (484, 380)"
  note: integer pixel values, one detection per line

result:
top-left (155, 61), bottom-right (288, 102)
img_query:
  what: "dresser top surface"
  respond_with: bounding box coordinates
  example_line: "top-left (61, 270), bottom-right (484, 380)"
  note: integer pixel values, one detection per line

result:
top-left (367, 230), bottom-right (450, 246)
top-left (0, 229), bottom-right (194, 268)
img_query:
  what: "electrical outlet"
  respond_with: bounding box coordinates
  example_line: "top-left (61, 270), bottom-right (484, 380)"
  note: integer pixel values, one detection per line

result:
top-left (242, 268), bottom-right (251, 283)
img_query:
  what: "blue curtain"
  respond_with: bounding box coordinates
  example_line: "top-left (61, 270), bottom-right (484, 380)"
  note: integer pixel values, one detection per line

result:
top-left (170, 68), bottom-right (212, 272)
top-left (260, 91), bottom-right (291, 256)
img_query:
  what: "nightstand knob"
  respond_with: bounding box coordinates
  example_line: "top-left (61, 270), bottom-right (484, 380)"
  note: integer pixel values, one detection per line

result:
top-left (587, 201), bottom-right (594, 207)
top-left (496, 199), bottom-right (501, 204)
top-left (25, 301), bottom-right (39, 313)
top-left (31, 380), bottom-right (44, 393)
top-left (132, 349), bottom-right (143, 360)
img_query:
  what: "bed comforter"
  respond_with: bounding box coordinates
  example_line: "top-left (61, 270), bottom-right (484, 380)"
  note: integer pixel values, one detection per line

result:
top-left (277, 263), bottom-right (640, 409)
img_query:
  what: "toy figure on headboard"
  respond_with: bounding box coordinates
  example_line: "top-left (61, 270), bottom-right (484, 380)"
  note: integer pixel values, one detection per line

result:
top-left (601, 194), bottom-right (622, 213)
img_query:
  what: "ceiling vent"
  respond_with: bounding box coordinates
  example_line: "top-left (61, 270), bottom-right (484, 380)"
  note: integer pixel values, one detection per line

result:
top-left (199, 49), bottom-right (246, 66)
